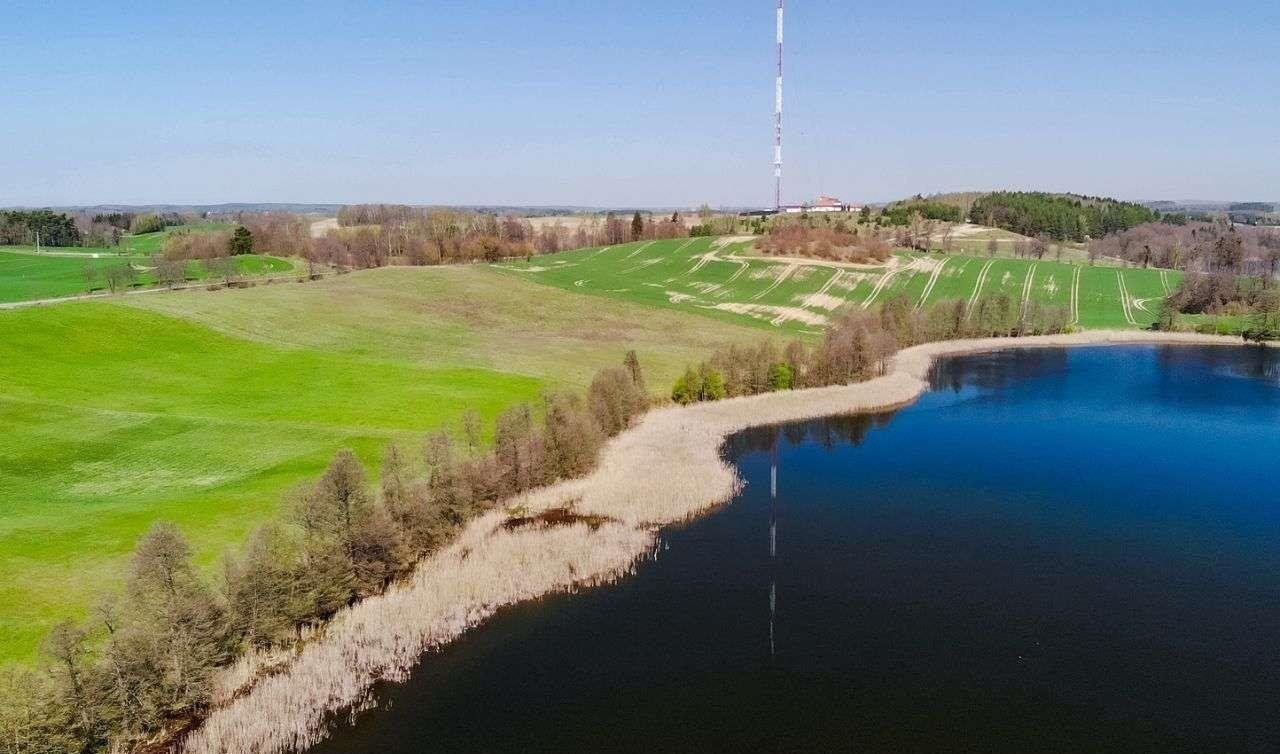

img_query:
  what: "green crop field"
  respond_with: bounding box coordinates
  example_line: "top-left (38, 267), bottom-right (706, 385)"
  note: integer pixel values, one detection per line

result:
top-left (120, 221), bottom-right (235, 255)
top-left (497, 237), bottom-right (1182, 333)
top-left (0, 265), bottom-right (769, 663)
top-left (0, 249), bottom-right (294, 304)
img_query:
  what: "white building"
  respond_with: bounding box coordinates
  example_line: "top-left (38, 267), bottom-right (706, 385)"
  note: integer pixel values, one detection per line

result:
top-left (781, 195), bottom-right (856, 213)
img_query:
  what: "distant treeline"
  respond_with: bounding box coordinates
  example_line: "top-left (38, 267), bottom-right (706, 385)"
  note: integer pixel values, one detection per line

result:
top-left (0, 210), bottom-right (83, 246)
top-left (969, 192), bottom-right (1158, 242)
top-left (315, 205), bottom-right (692, 268)
top-left (1088, 221), bottom-right (1280, 275)
top-left (881, 200), bottom-right (964, 225)
top-left (1, 353), bottom-right (650, 753)
top-left (0, 209), bottom-right (193, 248)
top-left (1159, 272), bottom-right (1280, 341)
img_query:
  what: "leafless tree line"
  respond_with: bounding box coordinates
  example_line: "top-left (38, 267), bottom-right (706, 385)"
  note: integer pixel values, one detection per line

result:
top-left (673, 294), bottom-right (1072, 405)
top-left (757, 224), bottom-right (893, 262)
top-left (1089, 221), bottom-right (1280, 276)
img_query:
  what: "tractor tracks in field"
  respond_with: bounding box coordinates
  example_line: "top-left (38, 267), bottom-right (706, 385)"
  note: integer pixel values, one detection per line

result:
top-left (1069, 266), bottom-right (1082, 325)
top-left (964, 258), bottom-right (997, 318)
top-left (863, 257), bottom-right (925, 309)
top-left (914, 258), bottom-right (948, 311)
top-left (750, 264), bottom-right (798, 301)
top-left (1116, 270), bottom-right (1139, 326)
top-left (1019, 263), bottom-right (1038, 318)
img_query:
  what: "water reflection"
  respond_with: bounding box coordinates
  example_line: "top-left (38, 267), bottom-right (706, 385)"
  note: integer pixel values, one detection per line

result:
top-left (769, 441), bottom-right (776, 661)
top-left (928, 346), bottom-right (1069, 393)
top-left (727, 409), bottom-right (902, 456)
top-left (1157, 342), bottom-right (1280, 384)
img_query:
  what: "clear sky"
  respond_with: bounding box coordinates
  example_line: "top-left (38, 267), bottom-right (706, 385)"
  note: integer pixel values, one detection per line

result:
top-left (2, 0), bottom-right (1277, 208)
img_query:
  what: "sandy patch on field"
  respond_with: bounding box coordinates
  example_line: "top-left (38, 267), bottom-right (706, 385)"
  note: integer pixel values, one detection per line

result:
top-left (712, 302), bottom-right (827, 327)
top-left (309, 218), bottom-right (339, 238)
top-left (797, 292), bottom-right (848, 311)
top-left (713, 235), bottom-right (758, 247)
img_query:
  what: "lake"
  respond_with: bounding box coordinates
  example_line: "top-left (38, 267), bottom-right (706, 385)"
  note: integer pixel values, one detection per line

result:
top-left (314, 345), bottom-right (1280, 753)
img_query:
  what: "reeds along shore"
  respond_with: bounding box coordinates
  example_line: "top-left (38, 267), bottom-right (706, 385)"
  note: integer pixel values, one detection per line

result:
top-left (179, 329), bottom-right (1252, 754)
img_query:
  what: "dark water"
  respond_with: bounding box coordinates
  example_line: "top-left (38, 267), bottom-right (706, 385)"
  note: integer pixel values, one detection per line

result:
top-left (314, 346), bottom-right (1280, 753)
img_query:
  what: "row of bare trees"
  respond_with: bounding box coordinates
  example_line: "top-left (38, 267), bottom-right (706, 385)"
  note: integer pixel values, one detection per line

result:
top-left (1088, 221), bottom-right (1280, 275)
top-left (756, 224), bottom-right (893, 262)
top-left (1, 354), bottom-right (649, 754)
top-left (672, 294), bottom-right (1073, 405)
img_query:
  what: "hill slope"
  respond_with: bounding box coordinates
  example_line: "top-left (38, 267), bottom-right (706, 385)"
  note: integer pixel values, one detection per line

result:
top-left (0, 265), bottom-right (769, 662)
top-left (498, 238), bottom-right (1181, 332)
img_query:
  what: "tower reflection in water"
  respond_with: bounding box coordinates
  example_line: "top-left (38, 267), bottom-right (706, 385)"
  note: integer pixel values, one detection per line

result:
top-left (769, 439), bottom-right (777, 660)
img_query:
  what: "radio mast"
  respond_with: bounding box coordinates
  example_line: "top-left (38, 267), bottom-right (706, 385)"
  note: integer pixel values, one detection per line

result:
top-left (774, 0), bottom-right (784, 211)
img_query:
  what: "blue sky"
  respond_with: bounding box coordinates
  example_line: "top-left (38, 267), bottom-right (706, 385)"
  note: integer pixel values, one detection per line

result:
top-left (2, 0), bottom-right (1277, 207)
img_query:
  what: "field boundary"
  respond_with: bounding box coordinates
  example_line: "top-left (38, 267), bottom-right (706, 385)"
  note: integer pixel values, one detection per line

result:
top-left (0, 266), bottom-right (312, 310)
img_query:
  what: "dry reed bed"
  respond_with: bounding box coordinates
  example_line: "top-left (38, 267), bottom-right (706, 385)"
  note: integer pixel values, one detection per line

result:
top-left (180, 329), bottom-right (1249, 754)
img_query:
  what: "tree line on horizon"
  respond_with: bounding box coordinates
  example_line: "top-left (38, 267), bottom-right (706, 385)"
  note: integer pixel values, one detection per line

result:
top-left (0, 210), bottom-right (198, 248)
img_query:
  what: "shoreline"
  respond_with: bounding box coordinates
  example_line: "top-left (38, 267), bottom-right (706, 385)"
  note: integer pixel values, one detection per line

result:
top-left (178, 329), bottom-right (1260, 754)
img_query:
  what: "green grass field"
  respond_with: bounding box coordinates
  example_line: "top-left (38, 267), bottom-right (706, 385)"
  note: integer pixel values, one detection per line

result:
top-left (0, 249), bottom-right (294, 304)
top-left (0, 265), bottom-right (769, 663)
top-left (497, 238), bottom-right (1182, 332)
top-left (120, 221), bottom-right (235, 255)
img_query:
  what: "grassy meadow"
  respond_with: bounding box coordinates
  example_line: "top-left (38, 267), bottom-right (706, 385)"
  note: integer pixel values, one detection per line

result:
top-left (497, 237), bottom-right (1182, 332)
top-left (0, 249), bottom-right (293, 304)
top-left (119, 221), bottom-right (235, 255)
top-left (0, 265), bottom-right (770, 662)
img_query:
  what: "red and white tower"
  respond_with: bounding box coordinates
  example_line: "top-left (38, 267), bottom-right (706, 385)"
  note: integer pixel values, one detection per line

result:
top-left (773, 1), bottom-right (784, 210)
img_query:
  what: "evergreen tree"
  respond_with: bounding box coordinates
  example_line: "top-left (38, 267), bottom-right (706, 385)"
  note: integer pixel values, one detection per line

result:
top-left (228, 226), bottom-right (254, 255)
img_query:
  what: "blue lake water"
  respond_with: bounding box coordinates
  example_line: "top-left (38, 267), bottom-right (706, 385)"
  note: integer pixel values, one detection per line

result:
top-left (313, 345), bottom-right (1280, 753)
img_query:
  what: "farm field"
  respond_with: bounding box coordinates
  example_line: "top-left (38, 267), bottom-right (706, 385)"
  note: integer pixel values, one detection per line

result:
top-left (497, 237), bottom-right (1182, 332)
top-left (120, 221), bottom-right (235, 255)
top-left (0, 249), bottom-right (294, 304)
top-left (0, 265), bottom-right (769, 662)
